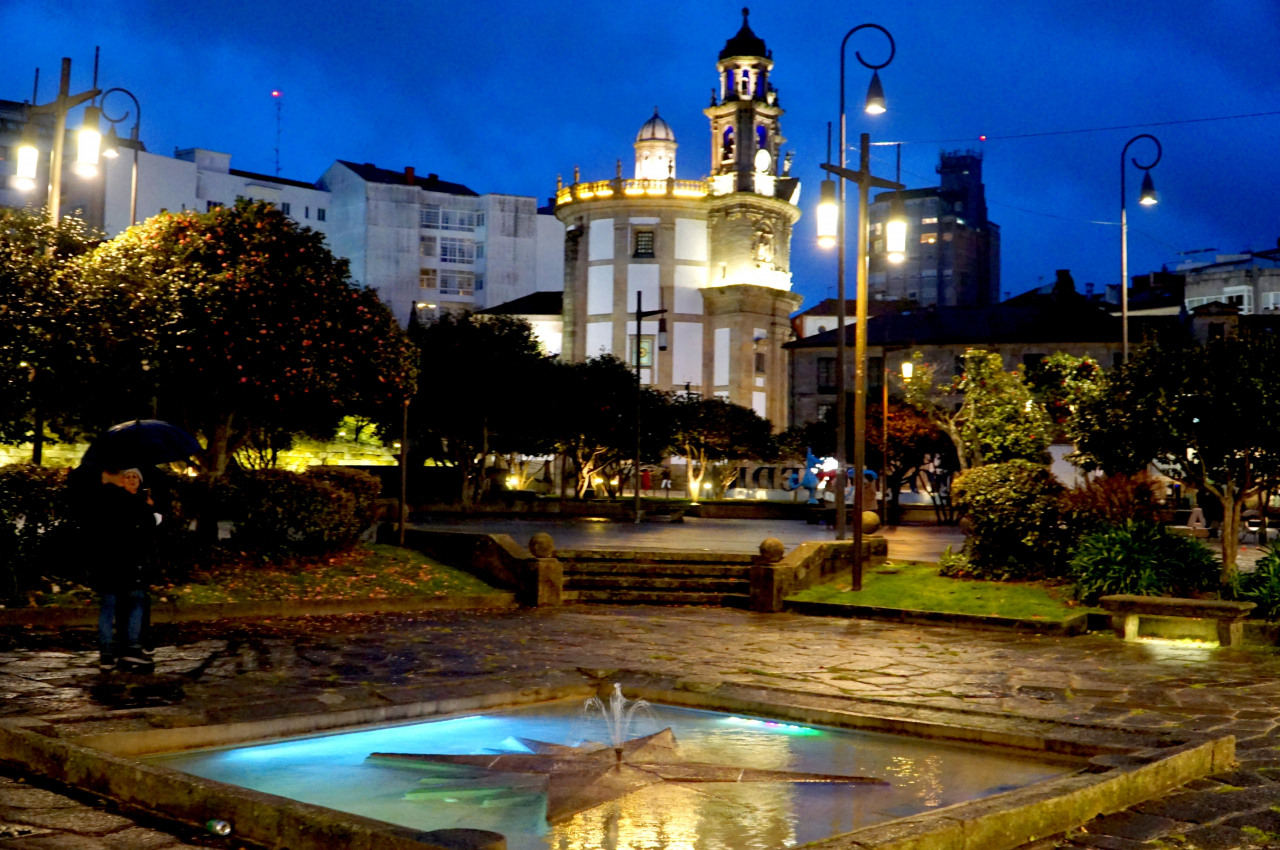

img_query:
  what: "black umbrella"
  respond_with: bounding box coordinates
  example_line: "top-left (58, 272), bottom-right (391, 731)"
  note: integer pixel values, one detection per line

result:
top-left (80, 420), bottom-right (202, 471)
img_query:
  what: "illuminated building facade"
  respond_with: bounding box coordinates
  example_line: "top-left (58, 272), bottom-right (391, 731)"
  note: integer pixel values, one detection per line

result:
top-left (553, 10), bottom-right (803, 429)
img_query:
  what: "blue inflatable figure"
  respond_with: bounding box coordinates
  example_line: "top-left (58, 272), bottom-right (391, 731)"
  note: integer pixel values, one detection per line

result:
top-left (800, 448), bottom-right (821, 504)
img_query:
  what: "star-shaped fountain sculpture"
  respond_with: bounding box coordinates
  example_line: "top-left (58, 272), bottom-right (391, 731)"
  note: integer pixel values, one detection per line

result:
top-left (370, 727), bottom-right (889, 824)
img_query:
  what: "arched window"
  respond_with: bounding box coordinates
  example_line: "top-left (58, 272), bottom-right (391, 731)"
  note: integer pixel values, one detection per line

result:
top-left (756, 125), bottom-right (768, 156)
top-left (722, 127), bottom-right (735, 162)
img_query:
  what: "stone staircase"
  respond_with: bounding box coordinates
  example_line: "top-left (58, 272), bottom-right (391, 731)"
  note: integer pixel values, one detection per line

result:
top-left (558, 549), bottom-right (753, 608)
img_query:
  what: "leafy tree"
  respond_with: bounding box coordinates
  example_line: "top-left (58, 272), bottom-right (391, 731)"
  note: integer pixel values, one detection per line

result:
top-left (407, 312), bottom-right (551, 506)
top-left (902, 349), bottom-right (1051, 470)
top-left (670, 395), bottom-right (775, 501)
top-left (1073, 335), bottom-right (1280, 581)
top-left (549, 355), bottom-right (671, 498)
top-left (67, 200), bottom-right (416, 475)
top-left (0, 208), bottom-right (99, 460)
top-left (866, 401), bottom-right (954, 521)
top-left (1025, 352), bottom-right (1105, 444)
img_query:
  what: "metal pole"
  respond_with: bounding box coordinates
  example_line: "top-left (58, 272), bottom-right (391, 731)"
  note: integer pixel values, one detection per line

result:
top-left (398, 400), bottom-right (409, 547)
top-left (853, 133), bottom-right (872, 568)
top-left (47, 58), bottom-right (71, 226)
top-left (635, 291), bottom-right (643, 523)
top-left (129, 143), bottom-right (138, 226)
top-left (834, 45), bottom-right (849, 542)
top-left (1120, 163), bottom-right (1128, 363)
top-left (881, 355), bottom-right (889, 524)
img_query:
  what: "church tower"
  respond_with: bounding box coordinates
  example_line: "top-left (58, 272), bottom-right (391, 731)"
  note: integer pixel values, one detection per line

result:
top-left (554, 9), bottom-right (802, 430)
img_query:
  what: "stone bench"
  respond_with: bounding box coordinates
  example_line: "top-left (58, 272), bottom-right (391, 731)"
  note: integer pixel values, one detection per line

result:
top-left (1098, 595), bottom-right (1256, 648)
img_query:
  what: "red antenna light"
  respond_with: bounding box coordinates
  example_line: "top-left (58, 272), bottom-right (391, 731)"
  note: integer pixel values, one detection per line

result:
top-left (271, 90), bottom-right (281, 97)
top-left (978, 135), bottom-right (987, 141)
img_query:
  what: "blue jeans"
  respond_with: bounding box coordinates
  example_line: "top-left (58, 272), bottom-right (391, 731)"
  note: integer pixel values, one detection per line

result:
top-left (98, 590), bottom-right (146, 656)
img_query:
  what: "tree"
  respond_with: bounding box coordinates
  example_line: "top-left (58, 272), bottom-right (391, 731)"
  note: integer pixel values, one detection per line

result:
top-left (1073, 335), bottom-right (1280, 582)
top-left (408, 312), bottom-right (552, 507)
top-left (67, 200), bottom-right (416, 474)
top-left (0, 208), bottom-right (99, 460)
top-left (549, 356), bottom-right (671, 498)
top-left (1025, 352), bottom-right (1105, 445)
top-left (866, 401), bottom-right (953, 522)
top-left (670, 395), bottom-right (775, 502)
top-left (902, 349), bottom-right (1051, 470)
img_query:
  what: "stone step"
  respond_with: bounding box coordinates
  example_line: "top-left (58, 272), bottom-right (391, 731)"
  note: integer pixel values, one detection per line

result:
top-left (564, 562), bottom-right (750, 578)
top-left (556, 549), bottom-right (756, 565)
top-left (566, 575), bottom-right (749, 593)
top-left (573, 590), bottom-right (751, 608)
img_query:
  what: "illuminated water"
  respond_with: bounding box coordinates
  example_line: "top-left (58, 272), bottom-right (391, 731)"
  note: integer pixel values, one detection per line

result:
top-left (147, 701), bottom-right (1072, 850)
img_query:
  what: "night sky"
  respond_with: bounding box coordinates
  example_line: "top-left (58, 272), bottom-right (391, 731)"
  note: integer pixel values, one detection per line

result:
top-left (4, 1), bottom-right (1278, 310)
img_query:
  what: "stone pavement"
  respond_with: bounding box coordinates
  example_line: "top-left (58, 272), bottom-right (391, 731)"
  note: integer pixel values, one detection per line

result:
top-left (409, 516), bottom-right (964, 559)
top-left (4, 606), bottom-right (1280, 848)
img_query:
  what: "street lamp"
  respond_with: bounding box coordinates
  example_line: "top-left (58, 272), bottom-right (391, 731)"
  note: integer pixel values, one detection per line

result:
top-left (816, 178), bottom-right (838, 249)
top-left (816, 23), bottom-right (903, 561)
top-left (99, 87), bottom-right (142, 227)
top-left (633, 291), bottom-right (667, 523)
top-left (18, 57), bottom-right (101, 226)
top-left (13, 128), bottom-right (39, 192)
top-left (74, 105), bottom-right (101, 177)
top-left (885, 194), bottom-right (908, 264)
top-left (1119, 133), bottom-right (1161, 363)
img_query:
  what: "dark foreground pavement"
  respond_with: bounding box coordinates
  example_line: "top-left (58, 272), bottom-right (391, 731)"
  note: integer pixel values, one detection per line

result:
top-left (4, 606), bottom-right (1280, 848)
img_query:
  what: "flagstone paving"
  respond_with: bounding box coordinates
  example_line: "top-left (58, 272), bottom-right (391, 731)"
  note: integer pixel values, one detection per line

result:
top-left (4, 606), bottom-right (1280, 848)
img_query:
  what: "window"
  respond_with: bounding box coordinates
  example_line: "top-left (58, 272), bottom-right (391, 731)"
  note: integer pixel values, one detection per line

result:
top-left (419, 235), bottom-right (437, 257)
top-left (475, 242), bottom-right (485, 259)
top-left (419, 269), bottom-right (438, 290)
top-left (281, 202), bottom-right (291, 215)
top-left (816, 357), bottom-right (836, 393)
top-left (439, 237), bottom-right (475, 264)
top-left (420, 205), bottom-right (440, 227)
top-left (317, 207), bottom-right (326, 221)
top-left (1264, 292), bottom-right (1280, 311)
top-left (1224, 286), bottom-right (1254, 314)
top-left (954, 356), bottom-right (965, 377)
top-left (627, 335), bottom-right (655, 367)
top-left (305, 206), bottom-right (310, 219)
top-left (919, 232), bottom-right (937, 244)
top-left (816, 403), bottom-right (834, 422)
top-left (921, 216), bottom-right (938, 225)
top-left (633, 230), bottom-right (655, 258)
top-left (873, 239), bottom-right (884, 253)
top-left (872, 222), bottom-right (882, 236)
top-left (206, 201), bottom-right (222, 212)
top-left (476, 211), bottom-right (486, 227)
top-left (754, 352), bottom-right (767, 374)
top-left (440, 208), bottom-right (478, 231)
top-left (438, 271), bottom-right (474, 296)
top-left (475, 274), bottom-right (485, 291)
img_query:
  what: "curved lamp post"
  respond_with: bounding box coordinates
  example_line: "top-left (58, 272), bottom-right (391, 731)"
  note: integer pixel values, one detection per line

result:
top-left (815, 23), bottom-right (903, 559)
top-left (100, 87), bottom-right (142, 227)
top-left (1120, 133), bottom-right (1161, 362)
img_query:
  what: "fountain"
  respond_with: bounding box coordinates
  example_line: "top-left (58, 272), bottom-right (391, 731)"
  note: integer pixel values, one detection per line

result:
top-left (370, 684), bottom-right (889, 824)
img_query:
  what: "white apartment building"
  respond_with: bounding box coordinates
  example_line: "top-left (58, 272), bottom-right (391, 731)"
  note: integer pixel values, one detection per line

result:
top-left (318, 161), bottom-right (563, 324)
top-left (1180, 253), bottom-right (1280, 315)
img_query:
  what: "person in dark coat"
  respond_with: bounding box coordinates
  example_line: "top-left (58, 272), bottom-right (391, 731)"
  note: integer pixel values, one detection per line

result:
top-left (90, 468), bottom-right (158, 672)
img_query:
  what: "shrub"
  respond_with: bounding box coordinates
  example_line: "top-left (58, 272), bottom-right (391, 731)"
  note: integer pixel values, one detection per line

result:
top-left (304, 466), bottom-right (382, 534)
top-left (936, 544), bottom-right (973, 578)
top-left (0, 464), bottom-right (71, 599)
top-left (1061, 473), bottom-right (1167, 538)
top-left (952, 460), bottom-right (1066, 579)
top-left (226, 469), bottom-right (359, 559)
top-left (1070, 520), bottom-right (1219, 604)
top-left (1234, 544), bottom-right (1280, 621)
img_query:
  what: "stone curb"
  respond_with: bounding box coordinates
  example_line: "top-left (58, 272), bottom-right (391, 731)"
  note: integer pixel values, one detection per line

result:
top-left (0, 593), bottom-right (517, 628)
top-left (784, 598), bottom-right (1090, 635)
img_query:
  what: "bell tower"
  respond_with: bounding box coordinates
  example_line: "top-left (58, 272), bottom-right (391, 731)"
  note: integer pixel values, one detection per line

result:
top-left (704, 7), bottom-right (786, 195)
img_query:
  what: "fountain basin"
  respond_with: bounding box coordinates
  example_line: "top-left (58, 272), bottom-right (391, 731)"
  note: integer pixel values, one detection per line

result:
top-left (0, 673), bottom-right (1235, 850)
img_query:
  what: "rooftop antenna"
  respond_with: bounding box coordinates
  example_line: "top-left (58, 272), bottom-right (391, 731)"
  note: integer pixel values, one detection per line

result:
top-left (271, 89), bottom-right (282, 176)
top-left (31, 67), bottom-right (39, 104)
top-left (92, 45), bottom-right (99, 95)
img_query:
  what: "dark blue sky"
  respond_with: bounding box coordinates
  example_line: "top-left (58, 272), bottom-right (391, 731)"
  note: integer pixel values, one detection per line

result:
top-left (5, 1), bottom-right (1278, 309)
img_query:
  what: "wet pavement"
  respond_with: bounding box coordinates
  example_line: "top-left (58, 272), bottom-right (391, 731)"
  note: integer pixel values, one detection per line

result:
top-left (4, 606), bottom-right (1280, 848)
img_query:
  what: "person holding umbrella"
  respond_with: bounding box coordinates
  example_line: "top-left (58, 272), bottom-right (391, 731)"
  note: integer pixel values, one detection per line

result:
top-left (77, 420), bottom-right (202, 673)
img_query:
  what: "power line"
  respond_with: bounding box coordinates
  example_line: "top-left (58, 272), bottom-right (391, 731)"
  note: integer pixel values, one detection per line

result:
top-left (866, 108), bottom-right (1280, 146)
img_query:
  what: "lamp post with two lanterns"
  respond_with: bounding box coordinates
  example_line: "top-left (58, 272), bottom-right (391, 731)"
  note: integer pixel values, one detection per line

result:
top-left (815, 23), bottom-right (905, 565)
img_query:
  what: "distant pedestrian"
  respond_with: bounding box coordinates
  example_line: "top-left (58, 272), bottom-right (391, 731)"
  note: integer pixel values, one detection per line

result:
top-left (89, 468), bottom-right (160, 672)
top-left (660, 468), bottom-right (672, 497)
top-left (641, 468), bottom-right (652, 494)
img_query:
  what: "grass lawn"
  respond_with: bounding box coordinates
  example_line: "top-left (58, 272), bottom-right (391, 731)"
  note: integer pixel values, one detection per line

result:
top-left (165, 544), bottom-right (497, 604)
top-left (788, 561), bottom-right (1099, 622)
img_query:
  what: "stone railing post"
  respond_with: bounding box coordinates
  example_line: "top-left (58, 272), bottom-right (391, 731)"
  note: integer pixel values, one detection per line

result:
top-left (526, 533), bottom-right (563, 607)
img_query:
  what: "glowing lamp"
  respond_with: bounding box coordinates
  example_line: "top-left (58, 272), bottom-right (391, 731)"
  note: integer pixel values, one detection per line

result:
top-left (1138, 171), bottom-right (1158, 206)
top-left (102, 125), bottom-right (120, 158)
top-left (901, 361), bottom-right (913, 380)
top-left (15, 136), bottom-right (39, 192)
top-left (657, 317), bottom-right (668, 352)
top-left (885, 194), bottom-right (908, 263)
top-left (74, 105), bottom-right (102, 177)
top-left (864, 70), bottom-right (887, 115)
top-left (816, 179), bottom-right (838, 249)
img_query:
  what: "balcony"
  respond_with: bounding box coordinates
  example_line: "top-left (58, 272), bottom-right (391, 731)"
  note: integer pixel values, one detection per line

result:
top-left (555, 177), bottom-right (709, 206)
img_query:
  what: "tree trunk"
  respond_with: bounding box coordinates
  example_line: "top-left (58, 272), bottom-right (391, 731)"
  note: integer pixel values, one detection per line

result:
top-left (1220, 485), bottom-right (1242, 584)
top-left (686, 445), bottom-right (706, 503)
top-left (206, 413), bottom-right (236, 476)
